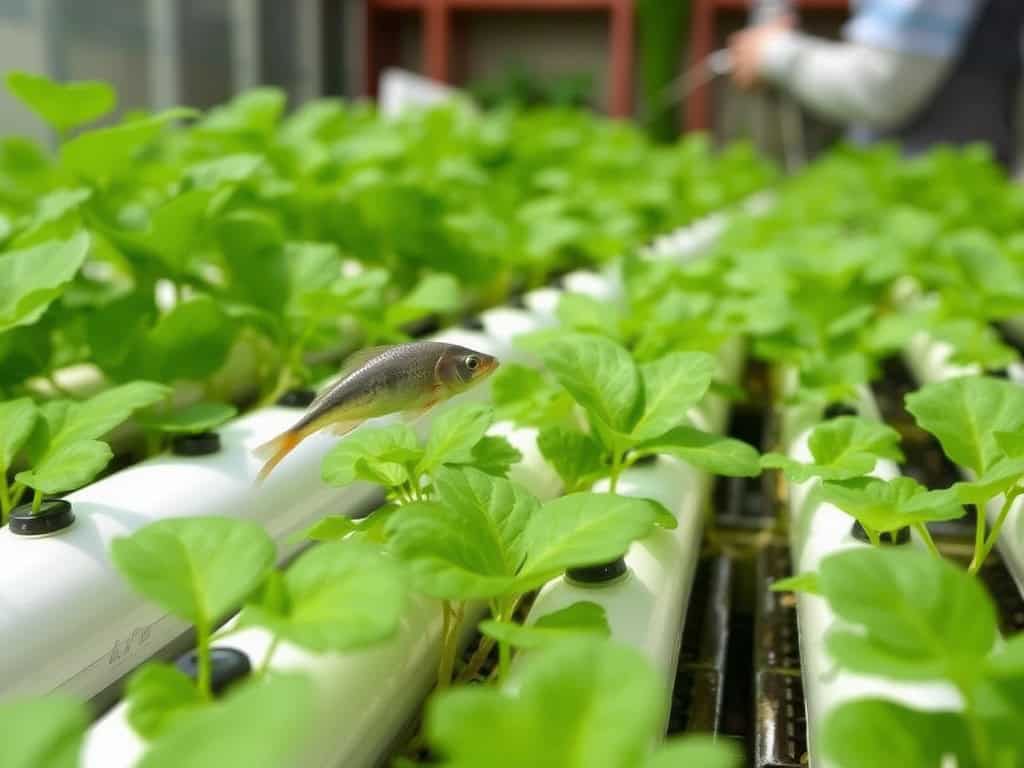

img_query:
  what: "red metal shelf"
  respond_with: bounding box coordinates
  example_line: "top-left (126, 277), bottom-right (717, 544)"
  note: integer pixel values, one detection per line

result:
top-left (686, 0), bottom-right (849, 132)
top-left (364, 0), bottom-right (635, 116)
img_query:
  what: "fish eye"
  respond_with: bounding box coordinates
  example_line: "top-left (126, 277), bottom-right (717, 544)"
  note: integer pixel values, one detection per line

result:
top-left (465, 355), bottom-right (480, 371)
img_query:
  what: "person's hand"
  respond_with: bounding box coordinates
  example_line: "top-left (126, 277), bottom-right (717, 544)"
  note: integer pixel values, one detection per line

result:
top-left (728, 16), bottom-right (794, 90)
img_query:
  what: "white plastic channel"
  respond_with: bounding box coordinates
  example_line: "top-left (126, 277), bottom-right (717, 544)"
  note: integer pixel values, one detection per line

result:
top-left (903, 333), bottom-right (1024, 594)
top-left (82, 419), bottom-right (559, 768)
top-left (524, 338), bottom-right (742, 693)
top-left (782, 396), bottom-right (963, 767)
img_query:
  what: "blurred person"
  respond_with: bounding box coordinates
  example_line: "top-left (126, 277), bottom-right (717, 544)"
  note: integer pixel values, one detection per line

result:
top-left (728, 0), bottom-right (1024, 170)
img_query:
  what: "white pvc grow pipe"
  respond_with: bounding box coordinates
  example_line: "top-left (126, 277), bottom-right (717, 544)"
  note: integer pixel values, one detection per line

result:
top-left (783, 405), bottom-right (962, 767)
top-left (82, 418), bottom-right (557, 768)
top-left (521, 338), bottom-right (741, 728)
top-left (903, 332), bottom-right (1024, 594)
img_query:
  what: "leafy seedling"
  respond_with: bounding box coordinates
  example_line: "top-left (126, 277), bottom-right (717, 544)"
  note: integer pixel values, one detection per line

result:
top-left (761, 416), bottom-right (904, 483)
top-left (386, 466), bottom-right (665, 683)
top-left (321, 402), bottom-right (521, 504)
top-left (906, 376), bottom-right (1024, 572)
top-left (786, 547), bottom-right (1024, 767)
top-left (10, 380), bottom-right (169, 515)
top-left (0, 695), bottom-right (89, 768)
top-left (6, 71), bottom-right (116, 137)
top-left (424, 637), bottom-right (742, 768)
top-left (523, 334), bottom-right (759, 493)
top-left (111, 517), bottom-right (275, 699)
top-left (0, 232), bottom-right (91, 334)
top-left (137, 401), bottom-right (239, 454)
top-left (817, 476), bottom-right (963, 553)
top-left (479, 601), bottom-right (610, 650)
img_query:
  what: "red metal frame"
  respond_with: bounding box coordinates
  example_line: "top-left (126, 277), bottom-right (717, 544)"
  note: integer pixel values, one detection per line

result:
top-left (364, 0), bottom-right (635, 117)
top-left (685, 0), bottom-right (849, 132)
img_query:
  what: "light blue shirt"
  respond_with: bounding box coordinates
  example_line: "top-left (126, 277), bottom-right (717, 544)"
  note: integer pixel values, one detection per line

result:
top-left (844, 0), bottom-right (983, 59)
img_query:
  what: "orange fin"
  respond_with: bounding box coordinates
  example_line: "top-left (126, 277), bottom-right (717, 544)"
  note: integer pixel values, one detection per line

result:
top-left (254, 430), bottom-right (304, 483)
top-left (329, 419), bottom-right (363, 436)
top-left (401, 401), bottom-right (438, 424)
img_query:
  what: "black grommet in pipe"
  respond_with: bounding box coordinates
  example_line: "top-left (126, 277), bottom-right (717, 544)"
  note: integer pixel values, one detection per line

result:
top-left (171, 431), bottom-right (221, 457)
top-left (9, 499), bottom-right (74, 537)
top-left (566, 556), bottom-right (629, 585)
top-left (850, 521), bottom-right (911, 546)
top-left (276, 388), bottom-right (317, 408)
top-left (461, 316), bottom-right (486, 332)
top-left (176, 647), bottom-right (251, 696)
top-left (823, 403), bottom-right (859, 419)
top-left (631, 453), bottom-right (659, 467)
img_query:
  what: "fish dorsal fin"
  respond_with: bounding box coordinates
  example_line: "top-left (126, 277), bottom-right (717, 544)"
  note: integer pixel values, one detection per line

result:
top-left (308, 345), bottom-right (395, 410)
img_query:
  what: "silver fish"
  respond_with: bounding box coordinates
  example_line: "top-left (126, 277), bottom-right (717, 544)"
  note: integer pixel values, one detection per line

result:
top-left (255, 341), bottom-right (498, 481)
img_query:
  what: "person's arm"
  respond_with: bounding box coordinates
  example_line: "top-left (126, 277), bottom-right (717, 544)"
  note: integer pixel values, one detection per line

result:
top-left (756, 31), bottom-right (952, 129)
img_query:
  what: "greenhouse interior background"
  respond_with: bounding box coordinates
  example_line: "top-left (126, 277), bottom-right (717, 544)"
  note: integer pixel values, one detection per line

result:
top-left (4, 1), bottom-right (1024, 767)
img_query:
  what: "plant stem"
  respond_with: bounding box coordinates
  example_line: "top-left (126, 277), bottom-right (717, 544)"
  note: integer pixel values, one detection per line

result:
top-left (497, 636), bottom-right (511, 683)
top-left (970, 491), bottom-right (1021, 575)
top-left (196, 619), bottom-right (213, 701)
top-left (437, 600), bottom-right (454, 688)
top-left (0, 471), bottom-right (10, 524)
top-left (458, 635), bottom-right (496, 684)
top-left (608, 450), bottom-right (623, 494)
top-left (969, 503), bottom-right (988, 574)
top-left (9, 482), bottom-right (25, 509)
top-left (913, 522), bottom-right (941, 559)
top-left (257, 636), bottom-right (280, 678)
top-left (31, 488), bottom-right (42, 515)
top-left (865, 525), bottom-right (881, 548)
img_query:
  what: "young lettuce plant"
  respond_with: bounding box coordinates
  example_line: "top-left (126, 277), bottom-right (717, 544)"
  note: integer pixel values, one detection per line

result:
top-left (319, 402), bottom-right (521, 508)
top-left (761, 416), bottom-right (963, 552)
top-left (905, 376), bottom-right (1024, 573)
top-left (118, 533), bottom-right (405, 745)
top-left (0, 380), bottom-right (169, 521)
top-left (776, 547), bottom-right (1024, 768)
top-left (385, 466), bottom-right (667, 686)
top-left (422, 636), bottom-right (741, 768)
top-left (522, 333), bottom-right (759, 493)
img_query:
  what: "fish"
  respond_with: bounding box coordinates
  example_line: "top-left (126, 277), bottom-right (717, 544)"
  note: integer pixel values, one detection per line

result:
top-left (254, 341), bottom-right (499, 482)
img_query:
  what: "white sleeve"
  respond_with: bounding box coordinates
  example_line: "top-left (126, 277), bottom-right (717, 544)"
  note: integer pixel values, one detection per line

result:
top-left (758, 31), bottom-right (953, 129)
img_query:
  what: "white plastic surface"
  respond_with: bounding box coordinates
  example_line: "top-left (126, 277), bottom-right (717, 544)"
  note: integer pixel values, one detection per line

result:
top-left (784, 404), bottom-right (963, 767)
top-left (903, 332), bottom-right (1024, 594)
top-left (82, 421), bottom-right (558, 768)
top-left (378, 68), bottom-right (457, 117)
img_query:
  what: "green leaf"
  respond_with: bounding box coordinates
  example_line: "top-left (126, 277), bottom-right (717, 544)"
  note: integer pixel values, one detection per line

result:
top-left (631, 351), bottom-right (717, 441)
top-left (906, 376), bottom-right (1024, 474)
top-left (821, 699), bottom-right (972, 768)
top-left (532, 333), bottom-right (643, 434)
top-left (15, 439), bottom-right (113, 494)
top-left (637, 426), bottom-right (760, 477)
top-left (125, 663), bottom-right (204, 740)
top-left (145, 189), bottom-right (215, 275)
top-left (479, 601), bottom-right (611, 649)
top-left (321, 423), bottom-right (421, 489)
top-left (216, 211), bottom-right (288, 312)
top-left (0, 232), bottom-right (91, 333)
top-left (538, 425), bottom-right (605, 492)
top-left (646, 737), bottom-right (742, 768)
top-left (556, 292), bottom-right (621, 338)
top-left (419, 403), bottom-right (494, 474)
top-left (761, 417), bottom-right (903, 482)
top-left (186, 154), bottom-right (265, 188)
top-left (60, 108), bottom-right (197, 183)
top-left (770, 572), bottom-right (820, 595)
top-left (0, 398), bottom-right (37, 471)
top-left (819, 477), bottom-right (965, 533)
top-left (6, 71), bottom-right (116, 133)
top-left (953, 456), bottom-right (1024, 505)
top-left (386, 467), bottom-right (535, 600)
top-left (0, 695), bottom-right (88, 768)
top-left (996, 430), bottom-right (1024, 459)
top-left (138, 674), bottom-right (312, 768)
top-left (387, 273), bottom-right (459, 328)
top-left (819, 547), bottom-right (997, 680)
top-left (516, 492), bottom-right (660, 589)
top-left (238, 538), bottom-right (405, 653)
top-left (140, 296), bottom-right (237, 382)
top-left (137, 402), bottom-right (238, 435)
top-left (425, 638), bottom-right (663, 768)
top-left (50, 380), bottom-right (170, 450)
top-left (296, 515), bottom-right (357, 543)
top-left (490, 363), bottom-right (572, 427)
top-left (111, 517), bottom-right (275, 626)
top-left (466, 435), bottom-right (522, 477)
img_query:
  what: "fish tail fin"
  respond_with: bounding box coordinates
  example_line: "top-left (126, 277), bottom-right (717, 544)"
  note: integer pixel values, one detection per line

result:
top-left (254, 429), bottom-right (304, 483)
